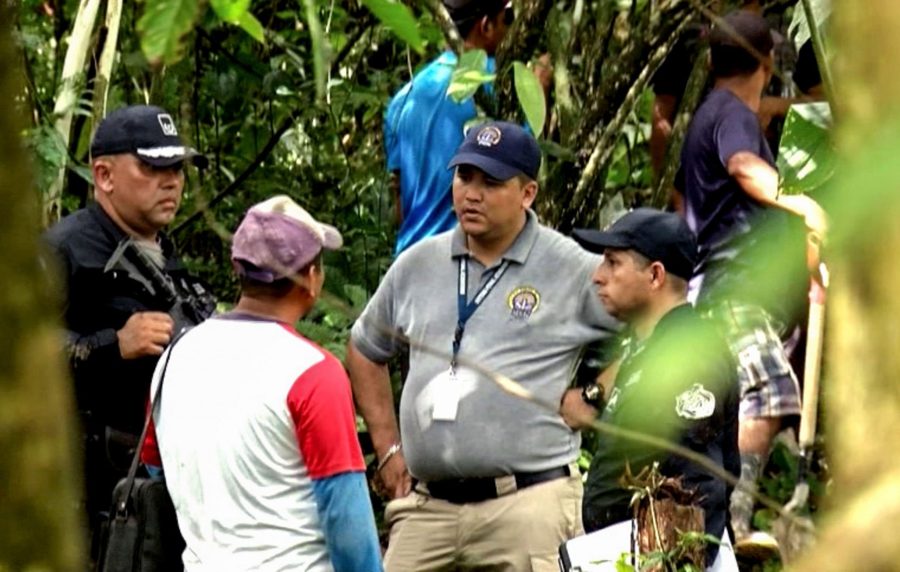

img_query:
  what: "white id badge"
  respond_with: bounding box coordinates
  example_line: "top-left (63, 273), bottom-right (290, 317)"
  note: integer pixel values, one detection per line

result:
top-left (431, 368), bottom-right (461, 422)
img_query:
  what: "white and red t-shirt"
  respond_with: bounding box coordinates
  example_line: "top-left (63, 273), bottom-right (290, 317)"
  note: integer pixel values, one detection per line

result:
top-left (142, 315), bottom-right (366, 571)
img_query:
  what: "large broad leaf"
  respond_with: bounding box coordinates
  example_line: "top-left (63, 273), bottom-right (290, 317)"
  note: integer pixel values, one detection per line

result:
top-left (447, 49), bottom-right (494, 103)
top-left (789, 0), bottom-right (831, 47)
top-left (360, 0), bottom-right (424, 54)
top-left (137, 0), bottom-right (203, 66)
top-left (777, 102), bottom-right (835, 195)
top-left (513, 61), bottom-right (546, 136)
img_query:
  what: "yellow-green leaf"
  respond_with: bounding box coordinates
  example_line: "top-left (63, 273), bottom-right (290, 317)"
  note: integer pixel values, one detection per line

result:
top-left (514, 60), bottom-right (546, 136)
top-left (238, 11), bottom-right (265, 43)
top-left (360, 0), bottom-right (424, 54)
top-left (137, 0), bottom-right (203, 67)
top-left (209, 0), bottom-right (250, 22)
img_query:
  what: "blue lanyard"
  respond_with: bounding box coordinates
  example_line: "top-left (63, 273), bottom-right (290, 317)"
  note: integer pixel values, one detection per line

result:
top-left (452, 257), bottom-right (510, 369)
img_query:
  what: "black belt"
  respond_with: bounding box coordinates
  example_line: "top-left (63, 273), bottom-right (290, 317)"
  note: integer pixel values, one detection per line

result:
top-left (422, 465), bottom-right (571, 505)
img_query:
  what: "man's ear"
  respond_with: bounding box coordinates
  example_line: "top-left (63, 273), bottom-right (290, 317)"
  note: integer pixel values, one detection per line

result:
top-left (649, 261), bottom-right (667, 289)
top-left (92, 158), bottom-right (114, 196)
top-left (521, 179), bottom-right (538, 209)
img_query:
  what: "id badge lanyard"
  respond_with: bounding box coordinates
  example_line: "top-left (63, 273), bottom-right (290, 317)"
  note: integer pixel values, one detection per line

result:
top-left (451, 257), bottom-right (510, 371)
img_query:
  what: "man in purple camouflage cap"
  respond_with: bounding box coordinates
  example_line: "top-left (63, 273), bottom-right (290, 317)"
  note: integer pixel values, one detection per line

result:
top-left (141, 195), bottom-right (382, 571)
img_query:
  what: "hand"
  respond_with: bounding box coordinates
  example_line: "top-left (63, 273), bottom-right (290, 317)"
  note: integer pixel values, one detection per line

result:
top-left (373, 450), bottom-right (412, 500)
top-left (559, 387), bottom-right (598, 431)
top-left (117, 312), bottom-right (174, 359)
top-left (778, 193), bottom-right (828, 238)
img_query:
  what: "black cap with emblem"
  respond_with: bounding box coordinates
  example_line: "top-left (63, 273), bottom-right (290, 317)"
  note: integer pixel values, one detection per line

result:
top-left (90, 105), bottom-right (208, 168)
top-left (572, 208), bottom-right (698, 280)
top-left (447, 120), bottom-right (541, 181)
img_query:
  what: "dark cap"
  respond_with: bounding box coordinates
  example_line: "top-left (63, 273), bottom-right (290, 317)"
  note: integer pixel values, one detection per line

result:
top-left (710, 11), bottom-right (773, 55)
top-left (231, 195), bottom-right (343, 283)
top-left (572, 208), bottom-right (697, 280)
top-left (90, 105), bottom-right (207, 168)
top-left (448, 121), bottom-right (541, 181)
top-left (443, 0), bottom-right (508, 23)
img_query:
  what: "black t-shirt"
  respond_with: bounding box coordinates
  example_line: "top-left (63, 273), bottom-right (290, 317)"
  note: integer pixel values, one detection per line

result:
top-left (582, 304), bottom-right (739, 563)
top-left (676, 89), bottom-right (776, 276)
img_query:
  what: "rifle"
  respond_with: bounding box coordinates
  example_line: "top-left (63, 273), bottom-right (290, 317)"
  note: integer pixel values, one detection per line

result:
top-left (104, 237), bottom-right (214, 336)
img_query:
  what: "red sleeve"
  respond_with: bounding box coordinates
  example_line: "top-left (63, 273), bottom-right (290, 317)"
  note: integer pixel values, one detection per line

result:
top-left (287, 353), bottom-right (366, 480)
top-left (140, 410), bottom-right (162, 466)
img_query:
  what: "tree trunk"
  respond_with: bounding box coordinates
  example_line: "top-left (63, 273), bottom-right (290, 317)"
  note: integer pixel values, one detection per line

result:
top-left (0, 8), bottom-right (86, 571)
top-left (791, 1), bottom-right (900, 570)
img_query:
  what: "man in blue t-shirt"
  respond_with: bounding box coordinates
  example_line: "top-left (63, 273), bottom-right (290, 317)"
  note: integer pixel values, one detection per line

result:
top-left (384, 0), bottom-right (511, 255)
top-left (676, 11), bottom-right (826, 550)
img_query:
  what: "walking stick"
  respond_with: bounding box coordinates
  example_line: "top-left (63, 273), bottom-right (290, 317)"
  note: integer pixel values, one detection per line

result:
top-left (777, 233), bottom-right (829, 559)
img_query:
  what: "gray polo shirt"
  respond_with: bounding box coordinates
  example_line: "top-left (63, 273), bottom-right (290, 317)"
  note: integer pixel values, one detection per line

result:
top-left (351, 211), bottom-right (618, 481)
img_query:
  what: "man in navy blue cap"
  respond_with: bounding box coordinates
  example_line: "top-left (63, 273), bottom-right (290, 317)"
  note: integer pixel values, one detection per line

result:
top-left (567, 209), bottom-right (739, 570)
top-left (349, 121), bottom-right (617, 570)
top-left (44, 104), bottom-right (215, 555)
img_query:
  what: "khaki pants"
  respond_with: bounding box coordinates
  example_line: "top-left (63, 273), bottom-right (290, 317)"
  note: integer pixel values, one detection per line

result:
top-left (384, 472), bottom-right (584, 571)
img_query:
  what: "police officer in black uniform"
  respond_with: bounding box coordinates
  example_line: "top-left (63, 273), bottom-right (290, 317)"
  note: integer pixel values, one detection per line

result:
top-left (44, 105), bottom-right (216, 551)
top-left (571, 209), bottom-right (740, 566)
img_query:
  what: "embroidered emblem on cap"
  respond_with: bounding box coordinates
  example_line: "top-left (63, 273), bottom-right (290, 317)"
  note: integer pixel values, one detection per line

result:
top-left (476, 125), bottom-right (502, 147)
top-left (675, 383), bottom-right (716, 420)
top-left (507, 286), bottom-right (540, 320)
top-left (158, 113), bottom-right (178, 136)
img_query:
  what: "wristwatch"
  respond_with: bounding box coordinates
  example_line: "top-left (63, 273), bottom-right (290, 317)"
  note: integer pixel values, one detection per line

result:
top-left (581, 383), bottom-right (605, 409)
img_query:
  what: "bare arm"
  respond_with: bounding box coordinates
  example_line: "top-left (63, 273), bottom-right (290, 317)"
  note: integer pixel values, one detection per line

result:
top-left (727, 151), bottom-right (827, 237)
top-left (651, 93), bottom-right (678, 177)
top-left (346, 340), bottom-right (411, 499)
top-left (390, 171), bottom-right (402, 228)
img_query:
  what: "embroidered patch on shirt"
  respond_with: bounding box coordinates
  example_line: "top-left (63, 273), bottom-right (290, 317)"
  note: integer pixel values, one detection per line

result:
top-left (675, 383), bottom-right (716, 420)
top-left (507, 286), bottom-right (540, 320)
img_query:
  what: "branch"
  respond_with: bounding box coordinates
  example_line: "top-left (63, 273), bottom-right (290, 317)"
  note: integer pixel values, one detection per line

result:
top-left (91, 0), bottom-right (123, 119)
top-left (171, 19), bottom-right (375, 237)
top-left (650, 43), bottom-right (709, 207)
top-left (562, 15), bottom-right (692, 228)
top-left (415, 0), bottom-right (463, 54)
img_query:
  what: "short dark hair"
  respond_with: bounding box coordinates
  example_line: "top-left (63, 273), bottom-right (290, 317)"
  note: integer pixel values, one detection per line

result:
top-left (447, 0), bottom-right (506, 38)
top-left (238, 252), bottom-right (322, 298)
top-left (709, 11), bottom-right (774, 78)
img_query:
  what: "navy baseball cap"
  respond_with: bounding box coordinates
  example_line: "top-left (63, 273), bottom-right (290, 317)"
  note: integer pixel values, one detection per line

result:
top-left (572, 208), bottom-right (698, 280)
top-left (448, 121), bottom-right (541, 181)
top-left (90, 105), bottom-right (208, 168)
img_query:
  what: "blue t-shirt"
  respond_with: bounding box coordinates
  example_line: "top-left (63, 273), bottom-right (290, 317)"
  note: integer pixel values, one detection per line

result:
top-left (677, 89), bottom-right (776, 276)
top-left (384, 51), bottom-right (494, 255)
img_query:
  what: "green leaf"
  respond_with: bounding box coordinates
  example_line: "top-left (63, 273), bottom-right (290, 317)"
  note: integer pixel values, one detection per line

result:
top-left (777, 102), bottom-right (835, 195)
top-left (514, 60), bottom-right (547, 136)
top-left (209, 0), bottom-right (250, 22)
top-left (137, 0), bottom-right (203, 66)
top-left (790, 0), bottom-right (832, 47)
top-left (238, 11), bottom-right (266, 43)
top-left (359, 0), bottom-right (424, 54)
top-left (447, 49), bottom-right (494, 103)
